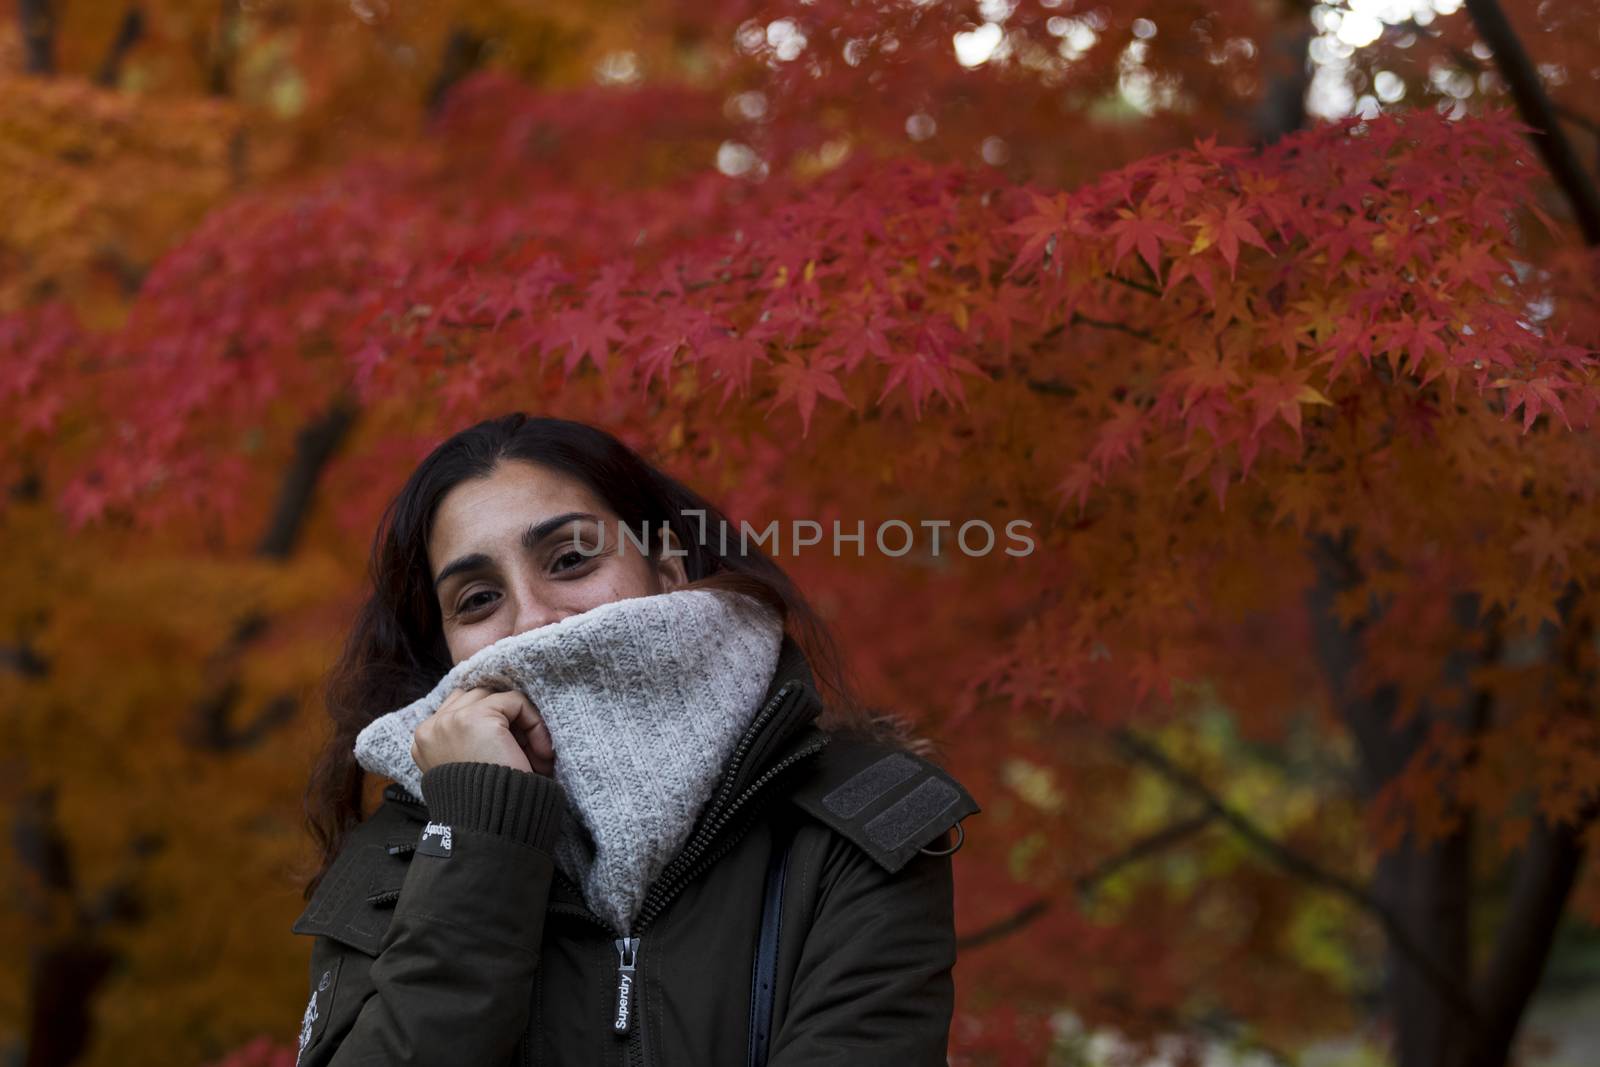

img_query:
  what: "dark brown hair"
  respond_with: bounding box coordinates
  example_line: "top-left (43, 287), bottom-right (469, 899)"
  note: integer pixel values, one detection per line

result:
top-left (301, 413), bottom-right (924, 899)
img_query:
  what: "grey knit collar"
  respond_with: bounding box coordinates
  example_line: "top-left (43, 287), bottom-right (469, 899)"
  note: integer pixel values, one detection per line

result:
top-left (353, 588), bottom-right (785, 935)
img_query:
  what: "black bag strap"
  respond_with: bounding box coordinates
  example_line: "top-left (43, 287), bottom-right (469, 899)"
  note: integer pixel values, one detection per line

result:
top-left (747, 809), bottom-right (798, 1067)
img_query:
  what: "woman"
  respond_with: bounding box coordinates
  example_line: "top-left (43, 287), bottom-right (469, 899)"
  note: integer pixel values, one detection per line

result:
top-left (291, 413), bottom-right (980, 1066)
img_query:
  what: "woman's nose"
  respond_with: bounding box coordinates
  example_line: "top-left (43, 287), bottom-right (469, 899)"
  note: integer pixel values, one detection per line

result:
top-left (510, 597), bottom-right (565, 636)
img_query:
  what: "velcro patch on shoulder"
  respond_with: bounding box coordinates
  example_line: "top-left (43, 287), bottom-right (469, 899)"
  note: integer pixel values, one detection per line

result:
top-left (291, 798), bottom-right (424, 955)
top-left (789, 739), bottom-right (980, 874)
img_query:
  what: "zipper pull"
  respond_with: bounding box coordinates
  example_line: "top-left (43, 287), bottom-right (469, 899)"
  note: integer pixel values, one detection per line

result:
top-left (613, 936), bottom-right (640, 1036)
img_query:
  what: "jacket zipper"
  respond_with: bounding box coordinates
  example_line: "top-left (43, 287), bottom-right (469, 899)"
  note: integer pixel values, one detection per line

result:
top-left (530, 680), bottom-right (828, 1067)
top-left (536, 739), bottom-right (827, 1066)
top-left (632, 730), bottom-right (827, 929)
top-left (613, 936), bottom-right (640, 1039)
top-left (636, 679), bottom-right (807, 921)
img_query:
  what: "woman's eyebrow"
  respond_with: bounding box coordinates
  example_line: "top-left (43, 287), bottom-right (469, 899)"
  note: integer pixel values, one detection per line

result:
top-left (432, 511), bottom-right (600, 592)
top-left (522, 511), bottom-right (599, 552)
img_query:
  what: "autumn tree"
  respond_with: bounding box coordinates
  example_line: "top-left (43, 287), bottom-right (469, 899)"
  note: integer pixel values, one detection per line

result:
top-left (2, 1), bottom-right (1599, 1065)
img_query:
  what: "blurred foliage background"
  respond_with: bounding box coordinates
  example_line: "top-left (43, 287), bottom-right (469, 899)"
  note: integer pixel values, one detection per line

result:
top-left (3, 1), bottom-right (1600, 1065)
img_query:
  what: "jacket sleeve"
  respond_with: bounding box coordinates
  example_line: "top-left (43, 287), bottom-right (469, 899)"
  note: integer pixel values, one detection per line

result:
top-left (294, 762), bottom-right (566, 1067)
top-left (768, 828), bottom-right (958, 1066)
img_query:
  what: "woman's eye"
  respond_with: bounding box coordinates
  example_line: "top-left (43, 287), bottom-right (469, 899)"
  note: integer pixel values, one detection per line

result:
top-left (458, 590), bottom-right (496, 615)
top-left (553, 548), bottom-right (593, 573)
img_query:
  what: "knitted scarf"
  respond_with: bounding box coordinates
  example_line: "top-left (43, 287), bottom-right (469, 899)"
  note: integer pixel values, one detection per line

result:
top-left (353, 588), bottom-right (785, 936)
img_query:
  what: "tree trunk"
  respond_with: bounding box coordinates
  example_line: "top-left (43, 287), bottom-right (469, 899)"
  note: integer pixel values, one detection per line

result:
top-left (1308, 536), bottom-right (1479, 1067)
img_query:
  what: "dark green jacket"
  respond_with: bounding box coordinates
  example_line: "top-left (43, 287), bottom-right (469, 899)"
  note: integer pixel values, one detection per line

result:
top-left (290, 636), bottom-right (981, 1066)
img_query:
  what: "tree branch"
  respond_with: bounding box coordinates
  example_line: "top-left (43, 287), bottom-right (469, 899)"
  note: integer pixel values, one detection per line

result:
top-left (1466, 801), bottom-right (1598, 1067)
top-left (1103, 271), bottom-right (1164, 298)
top-left (0, 641), bottom-right (50, 678)
top-left (1392, 17), bottom-right (1600, 137)
top-left (255, 394), bottom-right (358, 559)
top-left (1111, 727), bottom-right (1485, 1033)
top-left (94, 8), bottom-right (145, 88)
top-left (956, 810), bottom-right (1216, 951)
top-left (956, 897), bottom-right (1049, 951)
top-left (1251, 14), bottom-right (1314, 146)
top-left (13, 786), bottom-right (128, 1067)
top-left (1070, 311), bottom-right (1158, 343)
top-left (1073, 809), bottom-right (1217, 897)
top-left (206, 0), bottom-right (240, 97)
top-left (426, 26), bottom-right (486, 116)
top-left (1464, 590), bottom-right (1600, 1067)
top-left (187, 395), bottom-right (360, 750)
top-left (19, 0), bottom-right (55, 75)
top-left (1462, 0), bottom-right (1600, 244)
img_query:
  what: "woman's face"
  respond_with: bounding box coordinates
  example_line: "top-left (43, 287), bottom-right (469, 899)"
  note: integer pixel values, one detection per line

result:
top-left (426, 459), bottom-right (687, 665)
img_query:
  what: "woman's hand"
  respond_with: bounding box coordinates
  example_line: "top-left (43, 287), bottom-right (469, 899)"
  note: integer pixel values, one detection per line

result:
top-left (412, 685), bottom-right (555, 778)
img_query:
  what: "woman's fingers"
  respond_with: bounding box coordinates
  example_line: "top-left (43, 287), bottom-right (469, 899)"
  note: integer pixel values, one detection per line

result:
top-left (529, 720), bottom-right (554, 775)
top-left (413, 684), bottom-right (552, 776)
top-left (500, 695), bottom-right (555, 775)
top-left (438, 684), bottom-right (494, 716)
top-left (466, 688), bottom-right (554, 776)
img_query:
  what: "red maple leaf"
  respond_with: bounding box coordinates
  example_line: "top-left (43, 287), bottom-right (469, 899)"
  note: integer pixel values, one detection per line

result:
top-left (766, 356), bottom-right (853, 435)
top-left (1187, 201), bottom-right (1272, 279)
top-left (541, 306), bottom-right (625, 376)
top-left (1004, 192), bottom-right (1074, 276)
top-left (1106, 207), bottom-right (1183, 284)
